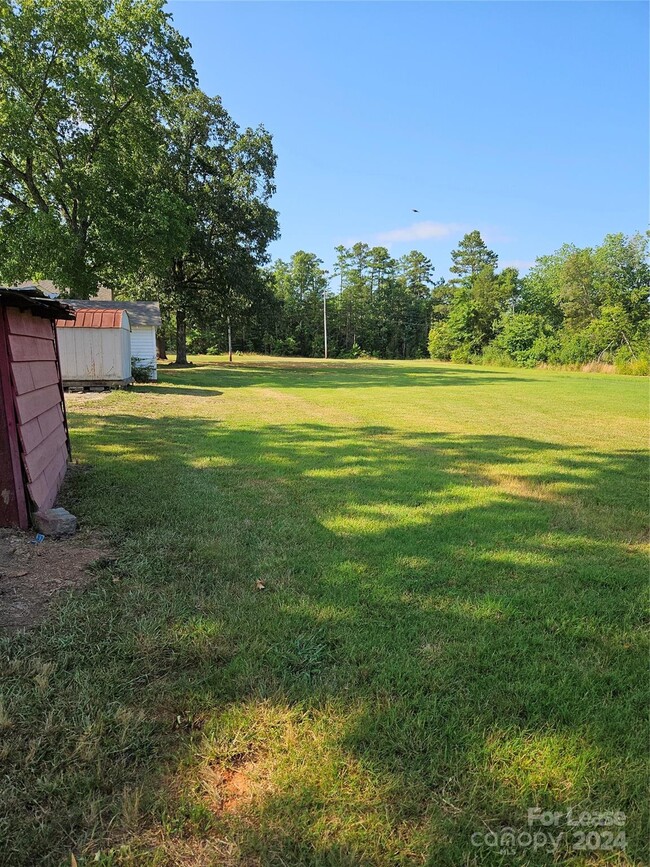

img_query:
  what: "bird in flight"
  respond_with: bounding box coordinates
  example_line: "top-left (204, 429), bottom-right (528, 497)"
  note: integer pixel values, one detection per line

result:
top-left (412, 208), bottom-right (419, 213)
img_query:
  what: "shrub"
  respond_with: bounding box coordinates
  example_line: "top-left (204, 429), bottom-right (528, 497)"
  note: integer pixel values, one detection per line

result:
top-left (529, 334), bottom-right (561, 364)
top-left (271, 337), bottom-right (299, 356)
top-left (614, 346), bottom-right (650, 376)
top-left (339, 342), bottom-right (363, 359)
top-left (450, 345), bottom-right (472, 364)
top-left (131, 357), bottom-right (156, 382)
top-left (552, 330), bottom-right (597, 365)
top-left (493, 312), bottom-right (550, 366)
top-left (480, 344), bottom-right (518, 367)
top-left (428, 322), bottom-right (456, 360)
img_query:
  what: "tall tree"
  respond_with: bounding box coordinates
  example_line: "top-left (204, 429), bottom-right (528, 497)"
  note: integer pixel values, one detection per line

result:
top-left (558, 248), bottom-right (599, 331)
top-left (157, 88), bottom-right (278, 364)
top-left (0, 0), bottom-right (195, 295)
top-left (271, 251), bottom-right (328, 355)
top-left (592, 232), bottom-right (650, 327)
top-left (399, 250), bottom-right (437, 351)
top-left (336, 243), bottom-right (374, 350)
top-left (519, 245), bottom-right (575, 326)
top-left (450, 230), bottom-right (498, 279)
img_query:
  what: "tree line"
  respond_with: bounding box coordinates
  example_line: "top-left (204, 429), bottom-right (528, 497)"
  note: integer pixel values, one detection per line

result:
top-left (428, 230), bottom-right (649, 373)
top-left (181, 230), bottom-right (649, 375)
top-left (178, 243), bottom-right (440, 360)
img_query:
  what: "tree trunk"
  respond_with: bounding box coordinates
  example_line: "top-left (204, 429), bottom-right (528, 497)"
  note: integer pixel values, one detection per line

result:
top-left (227, 316), bottom-right (233, 363)
top-left (156, 331), bottom-right (167, 360)
top-left (176, 308), bottom-right (188, 365)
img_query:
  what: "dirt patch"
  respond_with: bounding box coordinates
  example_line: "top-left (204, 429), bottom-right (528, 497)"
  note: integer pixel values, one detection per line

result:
top-left (0, 528), bottom-right (109, 631)
top-left (201, 754), bottom-right (262, 815)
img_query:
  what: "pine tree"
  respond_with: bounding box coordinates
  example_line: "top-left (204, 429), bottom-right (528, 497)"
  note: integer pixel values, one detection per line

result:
top-left (450, 231), bottom-right (498, 278)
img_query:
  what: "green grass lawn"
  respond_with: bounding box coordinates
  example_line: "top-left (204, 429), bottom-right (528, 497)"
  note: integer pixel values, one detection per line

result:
top-left (1, 357), bottom-right (648, 866)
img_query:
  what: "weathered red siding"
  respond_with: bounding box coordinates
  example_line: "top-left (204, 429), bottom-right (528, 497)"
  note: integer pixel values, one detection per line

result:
top-left (4, 307), bottom-right (69, 519)
top-left (0, 322), bottom-right (27, 528)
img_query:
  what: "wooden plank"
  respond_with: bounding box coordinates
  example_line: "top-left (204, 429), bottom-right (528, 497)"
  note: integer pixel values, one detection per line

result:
top-left (0, 309), bottom-right (28, 528)
top-left (8, 334), bottom-right (56, 362)
top-left (22, 424), bottom-right (67, 482)
top-left (14, 383), bottom-right (62, 425)
top-left (39, 403), bottom-right (64, 441)
top-left (17, 415), bottom-right (41, 455)
top-left (0, 357), bottom-right (22, 527)
top-left (18, 405), bottom-right (63, 455)
top-left (26, 473), bottom-right (50, 512)
top-left (6, 308), bottom-right (54, 339)
top-left (45, 445), bottom-right (68, 492)
top-left (27, 445), bottom-right (67, 511)
top-left (11, 360), bottom-right (60, 396)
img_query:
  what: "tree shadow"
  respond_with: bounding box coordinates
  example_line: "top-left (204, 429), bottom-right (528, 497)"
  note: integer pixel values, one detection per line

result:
top-left (2, 413), bottom-right (647, 865)
top-left (131, 384), bottom-right (224, 397)
top-left (158, 359), bottom-right (535, 390)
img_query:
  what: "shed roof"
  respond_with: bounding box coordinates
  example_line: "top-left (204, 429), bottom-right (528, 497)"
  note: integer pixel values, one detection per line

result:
top-left (0, 287), bottom-right (75, 320)
top-left (66, 300), bottom-right (161, 327)
top-left (57, 308), bottom-right (130, 329)
top-left (12, 279), bottom-right (59, 298)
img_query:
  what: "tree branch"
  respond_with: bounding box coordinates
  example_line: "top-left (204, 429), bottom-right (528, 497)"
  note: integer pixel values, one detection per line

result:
top-left (0, 186), bottom-right (30, 212)
top-left (24, 155), bottom-right (50, 213)
top-left (0, 152), bottom-right (49, 213)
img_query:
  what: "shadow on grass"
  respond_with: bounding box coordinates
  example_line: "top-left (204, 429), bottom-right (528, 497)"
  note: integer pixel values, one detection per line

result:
top-left (1, 413), bottom-right (647, 865)
top-left (131, 384), bottom-right (224, 397)
top-left (157, 359), bottom-right (535, 391)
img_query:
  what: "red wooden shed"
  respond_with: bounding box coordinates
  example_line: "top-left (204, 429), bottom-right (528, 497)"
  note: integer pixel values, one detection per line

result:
top-left (0, 287), bottom-right (75, 529)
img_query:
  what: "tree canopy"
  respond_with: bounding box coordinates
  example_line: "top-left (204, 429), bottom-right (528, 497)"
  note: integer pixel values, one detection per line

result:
top-left (0, 0), bottom-right (195, 295)
top-left (151, 88), bottom-right (278, 362)
top-left (0, 0), bottom-right (279, 358)
top-left (428, 230), bottom-right (649, 372)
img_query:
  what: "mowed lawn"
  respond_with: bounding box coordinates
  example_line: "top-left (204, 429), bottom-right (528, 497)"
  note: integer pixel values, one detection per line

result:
top-left (1, 357), bottom-right (648, 866)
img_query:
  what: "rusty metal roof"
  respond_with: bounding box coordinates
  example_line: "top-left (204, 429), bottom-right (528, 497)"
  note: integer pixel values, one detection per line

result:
top-left (57, 308), bottom-right (129, 329)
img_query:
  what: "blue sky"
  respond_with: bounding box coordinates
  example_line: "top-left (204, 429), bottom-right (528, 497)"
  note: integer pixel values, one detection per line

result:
top-left (167, 1), bottom-right (648, 278)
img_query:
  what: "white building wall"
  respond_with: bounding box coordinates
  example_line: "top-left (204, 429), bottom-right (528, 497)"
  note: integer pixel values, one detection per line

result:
top-left (130, 326), bottom-right (157, 380)
top-left (57, 326), bottom-right (132, 382)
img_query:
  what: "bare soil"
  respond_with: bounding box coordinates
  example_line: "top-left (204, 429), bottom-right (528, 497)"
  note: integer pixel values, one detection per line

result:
top-left (0, 527), bottom-right (109, 631)
top-left (200, 754), bottom-right (260, 814)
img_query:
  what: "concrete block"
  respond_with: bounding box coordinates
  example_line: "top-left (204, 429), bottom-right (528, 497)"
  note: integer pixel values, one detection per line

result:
top-left (34, 507), bottom-right (77, 537)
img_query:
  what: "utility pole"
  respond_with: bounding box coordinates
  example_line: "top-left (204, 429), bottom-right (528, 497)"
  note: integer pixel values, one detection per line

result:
top-left (323, 285), bottom-right (328, 359)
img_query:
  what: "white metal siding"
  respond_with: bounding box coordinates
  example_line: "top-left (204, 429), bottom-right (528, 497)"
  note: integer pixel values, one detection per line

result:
top-left (57, 324), bottom-right (132, 382)
top-left (130, 326), bottom-right (157, 380)
top-left (120, 326), bottom-right (132, 379)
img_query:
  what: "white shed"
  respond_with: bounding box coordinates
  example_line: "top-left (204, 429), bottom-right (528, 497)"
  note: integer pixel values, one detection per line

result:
top-left (66, 300), bottom-right (161, 380)
top-left (56, 308), bottom-right (132, 386)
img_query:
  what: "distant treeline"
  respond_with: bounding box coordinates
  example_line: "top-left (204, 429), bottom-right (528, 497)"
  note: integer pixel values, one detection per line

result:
top-left (179, 230), bottom-right (649, 374)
